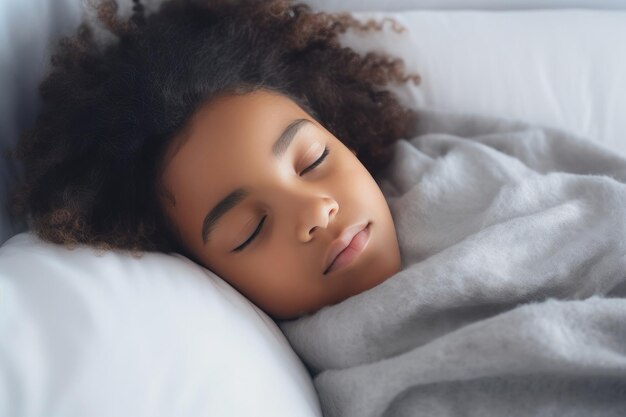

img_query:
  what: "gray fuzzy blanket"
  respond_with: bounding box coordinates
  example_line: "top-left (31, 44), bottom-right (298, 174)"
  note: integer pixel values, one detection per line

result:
top-left (277, 108), bottom-right (626, 417)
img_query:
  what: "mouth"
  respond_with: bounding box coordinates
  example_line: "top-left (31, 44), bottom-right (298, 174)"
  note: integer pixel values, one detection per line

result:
top-left (323, 222), bottom-right (371, 275)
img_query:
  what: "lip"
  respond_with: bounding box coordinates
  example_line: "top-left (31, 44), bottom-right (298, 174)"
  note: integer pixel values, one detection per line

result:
top-left (323, 221), bottom-right (371, 275)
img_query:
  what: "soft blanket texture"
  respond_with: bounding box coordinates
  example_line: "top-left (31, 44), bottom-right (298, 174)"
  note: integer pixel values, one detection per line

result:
top-left (277, 108), bottom-right (626, 417)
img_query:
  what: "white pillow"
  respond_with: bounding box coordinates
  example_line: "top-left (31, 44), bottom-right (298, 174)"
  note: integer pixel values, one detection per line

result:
top-left (0, 232), bottom-right (321, 417)
top-left (339, 9), bottom-right (626, 158)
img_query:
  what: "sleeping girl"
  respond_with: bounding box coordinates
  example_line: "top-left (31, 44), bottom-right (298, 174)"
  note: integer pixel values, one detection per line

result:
top-left (10, 1), bottom-right (626, 415)
top-left (8, 0), bottom-right (419, 320)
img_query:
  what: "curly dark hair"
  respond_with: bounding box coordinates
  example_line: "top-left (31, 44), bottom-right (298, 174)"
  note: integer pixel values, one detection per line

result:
top-left (8, 0), bottom-right (420, 257)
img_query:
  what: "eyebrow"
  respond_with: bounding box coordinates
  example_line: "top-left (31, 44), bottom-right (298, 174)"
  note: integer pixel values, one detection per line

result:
top-left (201, 118), bottom-right (311, 245)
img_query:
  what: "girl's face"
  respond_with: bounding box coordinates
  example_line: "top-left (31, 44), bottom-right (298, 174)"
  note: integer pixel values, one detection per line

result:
top-left (160, 89), bottom-right (401, 320)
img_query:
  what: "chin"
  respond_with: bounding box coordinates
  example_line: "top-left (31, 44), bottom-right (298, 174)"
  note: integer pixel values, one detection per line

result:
top-left (371, 252), bottom-right (402, 288)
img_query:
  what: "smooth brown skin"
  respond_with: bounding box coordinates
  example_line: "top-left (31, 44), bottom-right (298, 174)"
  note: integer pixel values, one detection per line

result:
top-left (160, 89), bottom-right (402, 320)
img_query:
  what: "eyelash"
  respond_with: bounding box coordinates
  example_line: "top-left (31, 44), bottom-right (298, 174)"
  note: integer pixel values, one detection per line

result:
top-left (232, 146), bottom-right (331, 252)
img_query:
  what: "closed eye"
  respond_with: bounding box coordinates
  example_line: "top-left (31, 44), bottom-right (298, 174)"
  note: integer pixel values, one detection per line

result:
top-left (300, 145), bottom-right (330, 176)
top-left (232, 215), bottom-right (267, 253)
top-left (231, 146), bottom-right (331, 252)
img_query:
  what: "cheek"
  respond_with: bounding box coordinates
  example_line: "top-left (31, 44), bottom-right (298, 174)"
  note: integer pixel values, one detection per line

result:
top-left (213, 244), bottom-right (302, 290)
top-left (343, 165), bottom-right (382, 204)
top-left (226, 251), bottom-right (311, 311)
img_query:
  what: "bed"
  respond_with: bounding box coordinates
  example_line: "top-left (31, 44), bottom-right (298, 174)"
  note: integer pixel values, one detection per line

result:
top-left (1, 1), bottom-right (625, 416)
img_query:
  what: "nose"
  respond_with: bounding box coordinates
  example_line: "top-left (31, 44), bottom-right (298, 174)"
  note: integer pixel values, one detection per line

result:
top-left (297, 196), bottom-right (339, 242)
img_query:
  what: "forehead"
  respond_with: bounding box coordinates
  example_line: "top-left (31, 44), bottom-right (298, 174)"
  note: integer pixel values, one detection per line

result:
top-left (171, 90), bottom-right (306, 157)
top-left (159, 89), bottom-right (316, 208)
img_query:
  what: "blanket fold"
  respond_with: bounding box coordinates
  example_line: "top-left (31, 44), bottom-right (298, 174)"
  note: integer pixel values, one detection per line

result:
top-left (278, 108), bottom-right (626, 417)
